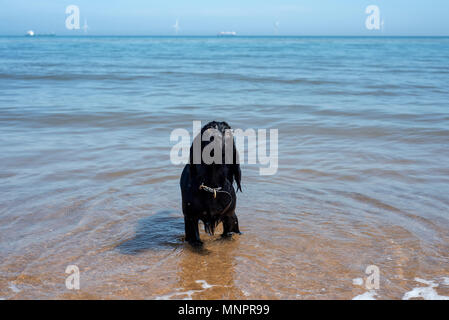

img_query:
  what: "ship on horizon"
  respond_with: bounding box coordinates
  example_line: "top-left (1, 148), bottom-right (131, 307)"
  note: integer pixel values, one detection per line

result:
top-left (25, 30), bottom-right (56, 37)
top-left (217, 31), bottom-right (237, 36)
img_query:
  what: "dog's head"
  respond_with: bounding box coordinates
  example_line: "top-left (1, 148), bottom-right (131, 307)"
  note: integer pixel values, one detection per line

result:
top-left (189, 121), bottom-right (241, 191)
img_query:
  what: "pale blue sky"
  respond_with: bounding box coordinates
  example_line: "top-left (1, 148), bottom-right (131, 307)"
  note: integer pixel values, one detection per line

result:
top-left (0, 0), bottom-right (448, 36)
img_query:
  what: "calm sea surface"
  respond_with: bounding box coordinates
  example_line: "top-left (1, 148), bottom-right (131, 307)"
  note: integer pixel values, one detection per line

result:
top-left (0, 36), bottom-right (448, 299)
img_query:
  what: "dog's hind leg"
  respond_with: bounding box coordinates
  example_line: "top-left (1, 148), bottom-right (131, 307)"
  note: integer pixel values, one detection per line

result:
top-left (222, 212), bottom-right (241, 237)
top-left (184, 216), bottom-right (203, 246)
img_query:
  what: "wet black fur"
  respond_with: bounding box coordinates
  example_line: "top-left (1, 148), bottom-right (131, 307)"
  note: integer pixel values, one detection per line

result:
top-left (180, 121), bottom-right (242, 246)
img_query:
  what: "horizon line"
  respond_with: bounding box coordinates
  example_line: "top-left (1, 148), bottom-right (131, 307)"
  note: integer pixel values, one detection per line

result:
top-left (2, 34), bottom-right (449, 37)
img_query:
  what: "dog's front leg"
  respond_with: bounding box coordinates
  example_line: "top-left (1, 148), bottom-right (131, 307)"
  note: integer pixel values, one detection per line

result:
top-left (184, 216), bottom-right (202, 246)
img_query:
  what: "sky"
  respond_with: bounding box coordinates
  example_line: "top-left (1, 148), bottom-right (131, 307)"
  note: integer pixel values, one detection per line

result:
top-left (0, 0), bottom-right (448, 36)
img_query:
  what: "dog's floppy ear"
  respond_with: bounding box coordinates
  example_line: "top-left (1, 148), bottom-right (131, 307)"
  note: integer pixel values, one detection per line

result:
top-left (232, 143), bottom-right (242, 192)
top-left (189, 131), bottom-right (204, 177)
top-left (189, 143), bottom-right (196, 177)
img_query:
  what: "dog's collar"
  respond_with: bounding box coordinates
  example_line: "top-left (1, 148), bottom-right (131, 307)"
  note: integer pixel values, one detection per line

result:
top-left (199, 182), bottom-right (233, 214)
top-left (199, 183), bottom-right (222, 199)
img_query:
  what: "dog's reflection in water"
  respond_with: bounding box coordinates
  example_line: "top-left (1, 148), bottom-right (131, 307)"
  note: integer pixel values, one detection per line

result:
top-left (116, 210), bottom-right (184, 254)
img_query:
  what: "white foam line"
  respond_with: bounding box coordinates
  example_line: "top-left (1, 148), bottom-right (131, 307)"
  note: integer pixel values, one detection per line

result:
top-left (442, 277), bottom-right (449, 286)
top-left (402, 277), bottom-right (449, 300)
top-left (414, 277), bottom-right (437, 287)
top-left (156, 289), bottom-right (200, 300)
top-left (155, 280), bottom-right (216, 300)
top-left (8, 283), bottom-right (21, 293)
top-left (352, 290), bottom-right (378, 300)
top-left (195, 280), bottom-right (215, 289)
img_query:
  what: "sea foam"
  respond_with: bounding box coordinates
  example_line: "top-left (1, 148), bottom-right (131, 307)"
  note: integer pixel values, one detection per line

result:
top-left (402, 278), bottom-right (449, 300)
top-left (352, 290), bottom-right (378, 300)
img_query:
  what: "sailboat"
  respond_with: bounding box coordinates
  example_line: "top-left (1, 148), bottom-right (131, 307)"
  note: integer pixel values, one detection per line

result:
top-left (83, 19), bottom-right (89, 33)
top-left (173, 19), bottom-right (180, 35)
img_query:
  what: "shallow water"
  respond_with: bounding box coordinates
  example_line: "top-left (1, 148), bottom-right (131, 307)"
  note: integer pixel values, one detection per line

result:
top-left (0, 36), bottom-right (448, 299)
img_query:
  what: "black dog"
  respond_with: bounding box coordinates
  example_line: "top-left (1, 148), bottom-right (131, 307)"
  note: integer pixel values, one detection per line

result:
top-left (180, 121), bottom-right (242, 246)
